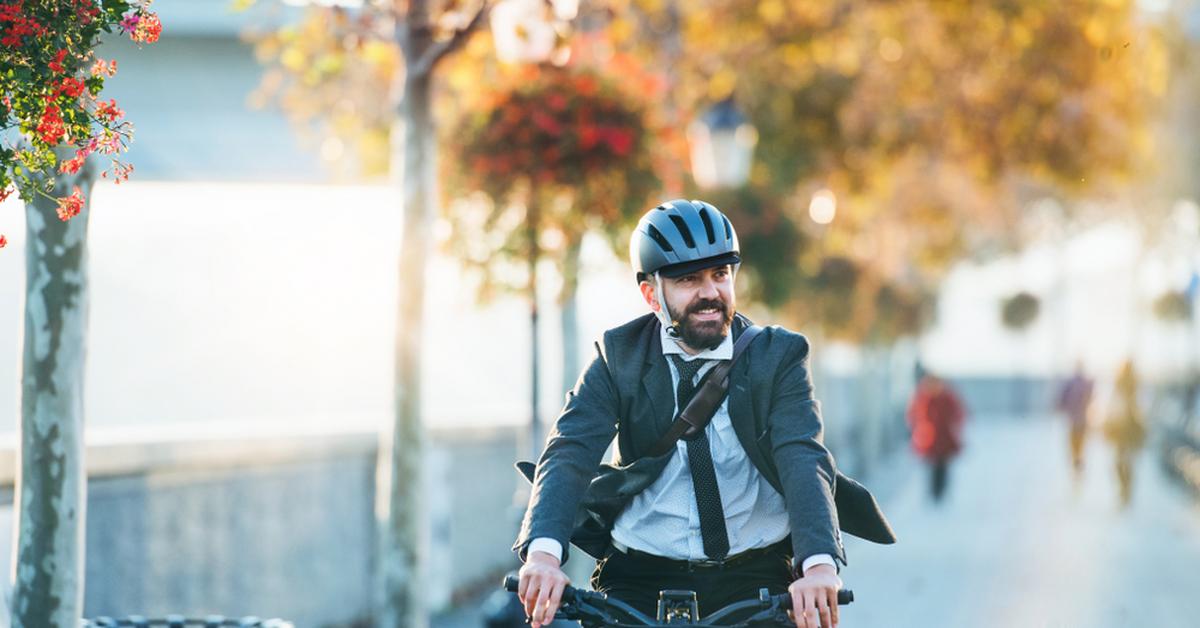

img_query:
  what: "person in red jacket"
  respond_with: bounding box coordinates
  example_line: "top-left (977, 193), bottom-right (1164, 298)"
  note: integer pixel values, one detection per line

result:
top-left (907, 373), bottom-right (967, 502)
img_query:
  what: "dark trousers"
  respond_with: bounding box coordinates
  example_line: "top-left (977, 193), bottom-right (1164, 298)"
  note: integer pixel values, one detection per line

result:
top-left (931, 458), bottom-right (950, 501)
top-left (590, 543), bottom-right (793, 619)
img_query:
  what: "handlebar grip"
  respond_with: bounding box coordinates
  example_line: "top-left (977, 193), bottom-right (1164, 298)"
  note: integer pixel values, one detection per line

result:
top-left (502, 574), bottom-right (580, 601)
top-left (777, 589), bottom-right (854, 608)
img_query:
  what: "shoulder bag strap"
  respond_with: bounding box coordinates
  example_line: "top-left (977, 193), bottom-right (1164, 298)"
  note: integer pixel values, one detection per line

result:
top-left (645, 325), bottom-right (764, 457)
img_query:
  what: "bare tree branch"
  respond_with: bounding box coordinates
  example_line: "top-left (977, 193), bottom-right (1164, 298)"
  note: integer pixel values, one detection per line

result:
top-left (393, 0), bottom-right (414, 58)
top-left (409, 1), bottom-right (489, 79)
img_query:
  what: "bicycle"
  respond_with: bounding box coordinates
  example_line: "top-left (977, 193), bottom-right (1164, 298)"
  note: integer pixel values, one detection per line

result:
top-left (502, 574), bottom-right (853, 628)
top-left (83, 617), bottom-right (293, 627)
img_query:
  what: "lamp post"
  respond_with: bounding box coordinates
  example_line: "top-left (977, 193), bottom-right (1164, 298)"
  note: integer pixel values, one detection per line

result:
top-left (489, 0), bottom-right (562, 462)
top-left (688, 99), bottom-right (757, 188)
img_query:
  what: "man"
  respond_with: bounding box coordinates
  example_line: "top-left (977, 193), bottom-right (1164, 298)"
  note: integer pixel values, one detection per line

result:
top-left (515, 199), bottom-right (883, 628)
top-left (1056, 362), bottom-right (1094, 479)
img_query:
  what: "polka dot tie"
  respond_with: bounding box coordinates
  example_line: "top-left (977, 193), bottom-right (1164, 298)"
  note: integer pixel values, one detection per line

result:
top-left (671, 354), bottom-right (730, 560)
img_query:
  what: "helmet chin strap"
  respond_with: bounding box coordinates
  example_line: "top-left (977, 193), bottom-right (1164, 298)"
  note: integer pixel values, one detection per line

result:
top-left (653, 273), bottom-right (682, 338)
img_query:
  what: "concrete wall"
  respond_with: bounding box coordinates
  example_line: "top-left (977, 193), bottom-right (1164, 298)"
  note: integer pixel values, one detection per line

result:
top-left (0, 424), bottom-right (524, 628)
top-left (0, 375), bottom-right (1052, 627)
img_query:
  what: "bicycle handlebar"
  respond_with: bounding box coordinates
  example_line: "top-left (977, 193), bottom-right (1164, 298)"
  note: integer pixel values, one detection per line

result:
top-left (502, 574), bottom-right (853, 624)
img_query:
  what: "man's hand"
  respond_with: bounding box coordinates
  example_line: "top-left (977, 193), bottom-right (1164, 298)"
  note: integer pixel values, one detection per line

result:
top-left (518, 551), bottom-right (570, 628)
top-left (788, 563), bottom-right (842, 628)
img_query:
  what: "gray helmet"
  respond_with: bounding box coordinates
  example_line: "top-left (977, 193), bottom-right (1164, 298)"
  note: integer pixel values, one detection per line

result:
top-left (629, 199), bottom-right (740, 283)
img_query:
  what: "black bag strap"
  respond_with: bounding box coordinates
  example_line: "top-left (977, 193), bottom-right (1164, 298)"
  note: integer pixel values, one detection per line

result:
top-left (645, 325), bottom-right (764, 457)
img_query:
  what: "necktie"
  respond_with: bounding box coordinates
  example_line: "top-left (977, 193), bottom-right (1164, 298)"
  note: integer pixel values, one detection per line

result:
top-left (670, 354), bottom-right (731, 560)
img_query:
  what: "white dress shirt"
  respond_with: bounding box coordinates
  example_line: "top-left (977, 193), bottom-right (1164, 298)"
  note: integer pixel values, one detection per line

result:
top-left (531, 326), bottom-right (835, 574)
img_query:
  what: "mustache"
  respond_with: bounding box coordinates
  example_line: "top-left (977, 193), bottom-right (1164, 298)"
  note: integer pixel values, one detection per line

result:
top-left (686, 298), bottom-right (728, 318)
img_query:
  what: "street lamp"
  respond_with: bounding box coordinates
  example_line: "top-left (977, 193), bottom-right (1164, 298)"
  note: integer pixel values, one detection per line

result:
top-left (490, 0), bottom-right (558, 64)
top-left (809, 188), bottom-right (837, 225)
top-left (688, 99), bottom-right (757, 188)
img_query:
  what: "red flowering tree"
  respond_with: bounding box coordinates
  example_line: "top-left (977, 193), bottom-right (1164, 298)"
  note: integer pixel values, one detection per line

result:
top-left (445, 62), bottom-right (662, 418)
top-left (1, 0), bottom-right (159, 235)
top-left (0, 2), bottom-right (158, 625)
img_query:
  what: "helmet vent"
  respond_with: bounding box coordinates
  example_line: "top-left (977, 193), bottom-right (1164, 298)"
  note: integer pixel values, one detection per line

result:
top-left (668, 215), bottom-right (696, 249)
top-left (646, 224), bottom-right (674, 252)
top-left (699, 208), bottom-right (716, 245)
top-left (722, 216), bottom-right (733, 241)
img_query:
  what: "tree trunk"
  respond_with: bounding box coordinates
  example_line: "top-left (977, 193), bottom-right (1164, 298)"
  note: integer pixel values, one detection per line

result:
top-left (559, 230), bottom-right (583, 396)
top-left (12, 159), bottom-right (96, 628)
top-left (527, 193), bottom-right (542, 459)
top-left (377, 30), bottom-right (435, 628)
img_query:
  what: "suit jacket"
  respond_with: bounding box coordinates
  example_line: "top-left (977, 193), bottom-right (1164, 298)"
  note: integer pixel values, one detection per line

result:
top-left (513, 313), bottom-right (895, 566)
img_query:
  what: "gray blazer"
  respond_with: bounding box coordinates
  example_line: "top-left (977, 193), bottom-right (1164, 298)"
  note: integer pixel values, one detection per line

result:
top-left (514, 313), bottom-right (894, 566)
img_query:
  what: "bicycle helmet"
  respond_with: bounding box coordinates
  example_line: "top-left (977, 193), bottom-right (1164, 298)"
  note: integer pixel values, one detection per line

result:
top-left (629, 199), bottom-right (740, 336)
top-left (629, 199), bottom-right (740, 282)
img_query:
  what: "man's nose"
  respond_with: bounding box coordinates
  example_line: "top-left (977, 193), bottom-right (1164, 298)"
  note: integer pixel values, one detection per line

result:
top-left (697, 277), bottom-right (720, 299)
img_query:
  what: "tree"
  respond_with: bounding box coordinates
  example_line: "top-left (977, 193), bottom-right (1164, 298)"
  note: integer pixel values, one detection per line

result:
top-left (1001, 290), bottom-right (1042, 414)
top-left (444, 61), bottom-right (663, 428)
top-left (0, 1), bottom-right (159, 625)
top-left (610, 0), bottom-right (1165, 324)
top-left (247, 2), bottom-right (488, 625)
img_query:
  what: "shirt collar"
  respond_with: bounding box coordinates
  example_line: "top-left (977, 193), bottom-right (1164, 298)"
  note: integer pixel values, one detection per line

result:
top-left (659, 323), bottom-right (734, 361)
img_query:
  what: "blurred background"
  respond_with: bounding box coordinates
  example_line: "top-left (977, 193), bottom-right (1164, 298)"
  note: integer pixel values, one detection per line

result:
top-left (2, 0), bottom-right (1200, 626)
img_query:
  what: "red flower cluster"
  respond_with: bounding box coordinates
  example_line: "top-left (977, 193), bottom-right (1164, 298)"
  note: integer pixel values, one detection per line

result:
top-left (0, 1), bottom-right (48, 47)
top-left (455, 66), bottom-right (651, 193)
top-left (59, 76), bottom-right (86, 98)
top-left (95, 99), bottom-right (123, 122)
top-left (55, 187), bottom-right (84, 221)
top-left (48, 48), bottom-right (68, 73)
top-left (74, 0), bottom-right (100, 24)
top-left (90, 57), bottom-right (116, 78)
top-left (36, 104), bottom-right (66, 145)
top-left (103, 161), bottom-right (133, 183)
top-left (58, 150), bottom-right (86, 175)
top-left (2, 0), bottom-right (160, 237)
top-left (120, 11), bottom-right (161, 44)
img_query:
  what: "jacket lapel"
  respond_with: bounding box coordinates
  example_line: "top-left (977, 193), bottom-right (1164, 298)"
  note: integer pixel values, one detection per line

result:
top-left (640, 327), bottom-right (676, 442)
top-left (727, 318), bottom-right (756, 449)
top-left (727, 317), bottom-right (781, 490)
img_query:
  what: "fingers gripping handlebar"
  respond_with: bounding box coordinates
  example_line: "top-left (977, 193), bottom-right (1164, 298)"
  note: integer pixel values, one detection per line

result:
top-left (502, 574), bottom-right (854, 613)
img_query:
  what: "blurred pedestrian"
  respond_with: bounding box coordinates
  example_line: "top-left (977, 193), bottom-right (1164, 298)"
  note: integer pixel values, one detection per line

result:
top-left (1103, 359), bottom-right (1146, 508)
top-left (907, 373), bottom-right (967, 502)
top-left (1056, 361), bottom-right (1094, 480)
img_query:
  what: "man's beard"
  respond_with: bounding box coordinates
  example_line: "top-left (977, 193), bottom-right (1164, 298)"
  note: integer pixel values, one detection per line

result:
top-left (667, 296), bottom-right (734, 351)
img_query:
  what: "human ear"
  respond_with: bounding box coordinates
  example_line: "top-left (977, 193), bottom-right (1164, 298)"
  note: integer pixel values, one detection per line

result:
top-left (639, 281), bottom-right (660, 312)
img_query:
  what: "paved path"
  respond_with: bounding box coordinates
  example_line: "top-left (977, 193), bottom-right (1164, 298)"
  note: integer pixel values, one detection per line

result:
top-left (438, 416), bottom-right (1200, 627)
top-left (839, 416), bottom-right (1200, 628)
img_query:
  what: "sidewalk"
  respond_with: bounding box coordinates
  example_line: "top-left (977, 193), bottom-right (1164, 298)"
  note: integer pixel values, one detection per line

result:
top-left (838, 415), bottom-right (1200, 628)
top-left (435, 415), bottom-right (1200, 627)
